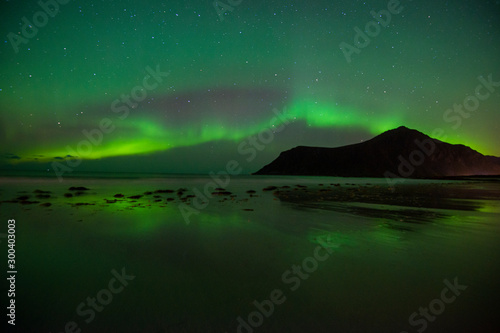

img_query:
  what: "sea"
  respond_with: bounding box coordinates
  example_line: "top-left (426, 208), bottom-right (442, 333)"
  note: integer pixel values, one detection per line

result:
top-left (0, 172), bottom-right (499, 332)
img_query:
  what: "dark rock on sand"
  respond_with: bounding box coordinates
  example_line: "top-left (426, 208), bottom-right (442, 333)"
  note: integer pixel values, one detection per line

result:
top-left (155, 189), bottom-right (175, 193)
top-left (114, 194), bottom-right (125, 198)
top-left (69, 186), bottom-right (90, 191)
top-left (212, 191), bottom-right (232, 196)
top-left (64, 193), bottom-right (73, 198)
top-left (177, 188), bottom-right (188, 196)
top-left (34, 189), bottom-right (51, 194)
top-left (20, 200), bottom-right (40, 205)
top-left (263, 186), bottom-right (278, 191)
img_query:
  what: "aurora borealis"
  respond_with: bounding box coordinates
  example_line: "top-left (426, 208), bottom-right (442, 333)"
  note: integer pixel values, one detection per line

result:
top-left (1, 0), bottom-right (499, 174)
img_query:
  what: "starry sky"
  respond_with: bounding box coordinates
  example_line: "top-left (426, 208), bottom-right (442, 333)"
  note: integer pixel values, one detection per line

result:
top-left (1, 0), bottom-right (499, 174)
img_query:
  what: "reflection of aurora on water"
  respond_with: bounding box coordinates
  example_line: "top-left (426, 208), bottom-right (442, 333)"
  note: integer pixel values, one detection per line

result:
top-left (1, 176), bottom-right (499, 332)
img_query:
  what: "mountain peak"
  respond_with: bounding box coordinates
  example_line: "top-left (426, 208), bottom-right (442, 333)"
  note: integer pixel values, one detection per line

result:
top-left (386, 126), bottom-right (421, 135)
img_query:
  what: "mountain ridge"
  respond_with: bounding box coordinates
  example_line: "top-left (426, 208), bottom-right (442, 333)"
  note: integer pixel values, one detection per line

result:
top-left (253, 126), bottom-right (500, 178)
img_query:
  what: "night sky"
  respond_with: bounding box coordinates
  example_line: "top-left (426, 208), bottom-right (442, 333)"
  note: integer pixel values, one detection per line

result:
top-left (1, 0), bottom-right (499, 174)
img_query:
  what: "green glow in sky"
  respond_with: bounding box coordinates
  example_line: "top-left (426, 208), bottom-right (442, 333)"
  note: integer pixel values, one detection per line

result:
top-left (1, 0), bottom-right (499, 173)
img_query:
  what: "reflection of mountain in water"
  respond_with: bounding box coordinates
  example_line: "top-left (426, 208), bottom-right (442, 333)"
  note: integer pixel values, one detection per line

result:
top-left (273, 180), bottom-right (500, 229)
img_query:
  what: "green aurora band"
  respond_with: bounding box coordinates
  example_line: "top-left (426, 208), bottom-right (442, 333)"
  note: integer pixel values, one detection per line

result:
top-left (1, 0), bottom-right (499, 172)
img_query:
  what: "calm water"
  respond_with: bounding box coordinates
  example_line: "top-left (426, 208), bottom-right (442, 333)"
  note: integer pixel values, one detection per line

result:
top-left (1, 175), bottom-right (499, 332)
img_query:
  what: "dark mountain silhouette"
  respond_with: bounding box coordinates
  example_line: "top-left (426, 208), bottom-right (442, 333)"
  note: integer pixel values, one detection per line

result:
top-left (253, 126), bottom-right (500, 178)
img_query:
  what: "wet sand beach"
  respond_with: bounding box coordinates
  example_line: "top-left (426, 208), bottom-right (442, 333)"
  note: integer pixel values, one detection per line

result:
top-left (1, 175), bottom-right (499, 332)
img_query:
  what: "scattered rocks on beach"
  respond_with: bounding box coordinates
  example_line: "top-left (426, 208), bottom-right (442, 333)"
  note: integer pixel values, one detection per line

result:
top-left (3, 183), bottom-right (339, 212)
top-left (2, 180), bottom-right (498, 229)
